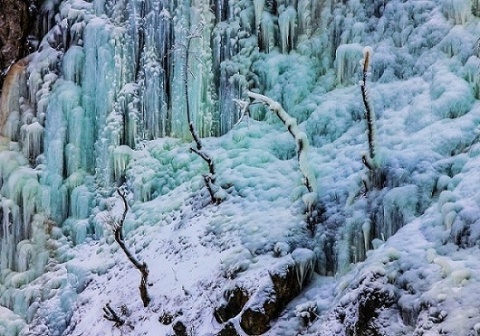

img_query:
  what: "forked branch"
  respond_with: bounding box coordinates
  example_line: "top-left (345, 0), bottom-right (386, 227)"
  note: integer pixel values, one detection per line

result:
top-left (182, 28), bottom-right (223, 204)
top-left (103, 303), bottom-right (125, 327)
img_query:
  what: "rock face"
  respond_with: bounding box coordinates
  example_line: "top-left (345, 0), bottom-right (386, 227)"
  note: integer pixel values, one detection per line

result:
top-left (214, 249), bottom-right (316, 335)
top-left (0, 0), bottom-right (33, 89)
top-left (334, 270), bottom-right (396, 336)
top-left (239, 249), bottom-right (316, 335)
top-left (216, 322), bottom-right (240, 336)
top-left (214, 287), bottom-right (250, 324)
top-left (0, 57), bottom-right (29, 134)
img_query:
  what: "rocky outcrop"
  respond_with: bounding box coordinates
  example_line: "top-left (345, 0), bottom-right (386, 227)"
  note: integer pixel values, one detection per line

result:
top-left (334, 270), bottom-right (396, 336)
top-left (0, 57), bottom-right (29, 136)
top-left (214, 287), bottom-right (250, 324)
top-left (0, 0), bottom-right (36, 89)
top-left (215, 249), bottom-right (316, 335)
top-left (216, 322), bottom-right (240, 336)
top-left (240, 249), bottom-right (315, 335)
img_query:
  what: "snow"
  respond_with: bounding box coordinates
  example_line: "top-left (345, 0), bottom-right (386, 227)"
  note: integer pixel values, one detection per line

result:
top-left (2, 0), bottom-right (480, 334)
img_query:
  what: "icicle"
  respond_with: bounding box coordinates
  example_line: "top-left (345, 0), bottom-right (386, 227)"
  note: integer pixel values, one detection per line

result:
top-left (464, 56), bottom-right (480, 99)
top-left (16, 240), bottom-right (32, 273)
top-left (442, 0), bottom-right (472, 25)
top-left (141, 53), bottom-right (168, 139)
top-left (1, 198), bottom-right (22, 271)
top-left (113, 145), bottom-right (132, 183)
top-left (297, 0), bottom-right (312, 41)
top-left (259, 12), bottom-right (276, 53)
top-left (362, 221), bottom-right (371, 253)
top-left (62, 46), bottom-right (85, 85)
top-left (279, 6), bottom-right (297, 53)
top-left (39, 0), bottom-right (61, 38)
top-left (188, 0), bottom-right (216, 137)
top-left (23, 121), bottom-right (44, 162)
top-left (70, 185), bottom-right (92, 220)
top-left (382, 186), bottom-right (418, 240)
top-left (254, 0), bottom-right (265, 32)
top-left (335, 43), bottom-right (363, 86)
top-left (170, 4), bottom-right (190, 139)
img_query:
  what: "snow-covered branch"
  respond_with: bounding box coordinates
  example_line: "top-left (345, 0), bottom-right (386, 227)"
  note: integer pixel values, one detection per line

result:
top-left (247, 91), bottom-right (318, 229)
top-left (183, 27), bottom-right (223, 204)
top-left (360, 46), bottom-right (377, 169)
top-left (247, 91), bottom-right (317, 194)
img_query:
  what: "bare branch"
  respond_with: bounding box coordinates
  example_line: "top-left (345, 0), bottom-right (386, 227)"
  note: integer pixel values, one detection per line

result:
top-left (103, 303), bottom-right (125, 327)
top-left (246, 91), bottom-right (318, 230)
top-left (233, 99), bottom-right (250, 126)
top-left (246, 91), bottom-right (317, 194)
top-left (182, 26), bottom-right (223, 204)
top-left (360, 47), bottom-right (377, 166)
top-left (190, 147), bottom-right (215, 176)
top-left (111, 189), bottom-right (151, 307)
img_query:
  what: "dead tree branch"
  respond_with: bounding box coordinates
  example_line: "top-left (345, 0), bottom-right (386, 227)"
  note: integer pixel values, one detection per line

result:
top-left (246, 91), bottom-right (318, 231)
top-left (103, 303), bottom-right (125, 327)
top-left (360, 46), bottom-right (383, 192)
top-left (233, 98), bottom-right (251, 126)
top-left (360, 46), bottom-right (377, 169)
top-left (182, 28), bottom-right (223, 204)
top-left (113, 189), bottom-right (151, 307)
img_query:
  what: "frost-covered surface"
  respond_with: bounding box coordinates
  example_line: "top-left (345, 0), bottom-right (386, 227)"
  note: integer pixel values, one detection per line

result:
top-left (1, 0), bottom-right (480, 335)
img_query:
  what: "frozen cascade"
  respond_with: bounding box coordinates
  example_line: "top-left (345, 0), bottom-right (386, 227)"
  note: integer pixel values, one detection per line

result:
top-left (3, 0), bottom-right (480, 332)
top-left (0, 0), bottom-right (363, 289)
top-left (0, 0), bottom-right (261, 280)
top-left (278, 6), bottom-right (297, 53)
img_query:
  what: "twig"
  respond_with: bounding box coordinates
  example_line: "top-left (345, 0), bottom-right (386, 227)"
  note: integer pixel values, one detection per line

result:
top-left (233, 99), bottom-right (251, 126)
top-left (182, 26), bottom-right (223, 204)
top-left (103, 303), bottom-right (125, 327)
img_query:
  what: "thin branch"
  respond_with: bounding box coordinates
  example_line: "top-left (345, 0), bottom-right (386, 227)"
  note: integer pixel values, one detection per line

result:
top-left (360, 47), bottom-right (377, 165)
top-left (189, 122), bottom-right (203, 151)
top-left (247, 91), bottom-right (316, 194)
top-left (246, 91), bottom-right (318, 231)
top-left (103, 303), bottom-right (125, 327)
top-left (113, 189), bottom-right (151, 307)
top-left (233, 98), bottom-right (251, 126)
top-left (190, 147), bottom-right (215, 176)
top-left (182, 26), bottom-right (223, 204)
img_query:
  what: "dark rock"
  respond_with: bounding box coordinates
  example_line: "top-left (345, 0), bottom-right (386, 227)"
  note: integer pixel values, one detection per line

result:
top-left (172, 319), bottom-right (188, 336)
top-left (0, 0), bottom-right (31, 88)
top-left (296, 301), bottom-right (318, 326)
top-left (336, 270), bottom-right (395, 336)
top-left (159, 310), bottom-right (182, 325)
top-left (240, 285), bottom-right (278, 335)
top-left (214, 287), bottom-right (249, 323)
top-left (239, 249), bottom-right (316, 335)
top-left (216, 322), bottom-right (240, 336)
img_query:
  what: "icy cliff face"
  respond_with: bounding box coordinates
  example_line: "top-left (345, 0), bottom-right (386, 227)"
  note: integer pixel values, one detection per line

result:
top-left (1, 0), bottom-right (480, 334)
top-left (0, 0), bottom-right (327, 281)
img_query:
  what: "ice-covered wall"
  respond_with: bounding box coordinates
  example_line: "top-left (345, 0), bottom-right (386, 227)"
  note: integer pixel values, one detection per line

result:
top-left (1, 0), bottom-right (480, 330)
top-left (0, 0), bottom-right (330, 306)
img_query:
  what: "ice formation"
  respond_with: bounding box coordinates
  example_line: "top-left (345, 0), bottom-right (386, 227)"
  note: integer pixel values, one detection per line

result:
top-left (0, 0), bottom-right (480, 334)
